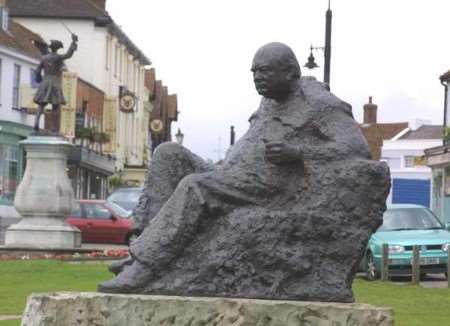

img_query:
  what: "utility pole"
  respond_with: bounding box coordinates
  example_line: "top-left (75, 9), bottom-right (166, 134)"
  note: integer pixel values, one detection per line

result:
top-left (230, 126), bottom-right (235, 146)
top-left (323, 0), bottom-right (332, 86)
top-left (304, 1), bottom-right (333, 89)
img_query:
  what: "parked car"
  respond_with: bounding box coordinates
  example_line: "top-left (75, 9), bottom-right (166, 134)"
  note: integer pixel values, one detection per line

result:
top-left (107, 187), bottom-right (142, 213)
top-left (362, 204), bottom-right (450, 280)
top-left (66, 200), bottom-right (134, 245)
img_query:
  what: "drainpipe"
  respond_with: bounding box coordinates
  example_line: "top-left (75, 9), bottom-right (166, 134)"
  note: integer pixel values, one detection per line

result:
top-left (441, 79), bottom-right (448, 147)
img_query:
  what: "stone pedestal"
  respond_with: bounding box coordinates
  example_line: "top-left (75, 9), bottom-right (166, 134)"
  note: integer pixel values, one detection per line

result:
top-left (5, 135), bottom-right (81, 249)
top-left (20, 292), bottom-right (394, 326)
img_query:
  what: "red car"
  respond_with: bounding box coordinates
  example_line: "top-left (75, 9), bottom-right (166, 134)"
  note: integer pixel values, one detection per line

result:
top-left (66, 200), bottom-right (134, 244)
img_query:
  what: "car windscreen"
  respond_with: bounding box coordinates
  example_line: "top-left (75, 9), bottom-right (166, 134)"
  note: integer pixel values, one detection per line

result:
top-left (378, 207), bottom-right (444, 231)
top-left (107, 189), bottom-right (141, 210)
top-left (104, 201), bottom-right (132, 218)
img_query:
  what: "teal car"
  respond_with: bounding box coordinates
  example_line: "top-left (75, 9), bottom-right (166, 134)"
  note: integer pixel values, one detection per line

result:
top-left (363, 204), bottom-right (450, 280)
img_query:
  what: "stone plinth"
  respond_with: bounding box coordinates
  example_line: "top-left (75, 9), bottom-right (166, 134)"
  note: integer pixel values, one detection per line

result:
top-left (20, 292), bottom-right (394, 326)
top-left (5, 136), bottom-right (81, 249)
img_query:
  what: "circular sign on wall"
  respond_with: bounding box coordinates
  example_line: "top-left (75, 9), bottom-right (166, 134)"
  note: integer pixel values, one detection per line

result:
top-left (150, 119), bottom-right (164, 133)
top-left (120, 94), bottom-right (136, 113)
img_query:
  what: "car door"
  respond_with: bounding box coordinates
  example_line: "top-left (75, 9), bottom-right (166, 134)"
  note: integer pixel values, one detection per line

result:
top-left (66, 202), bottom-right (87, 239)
top-left (83, 203), bottom-right (119, 243)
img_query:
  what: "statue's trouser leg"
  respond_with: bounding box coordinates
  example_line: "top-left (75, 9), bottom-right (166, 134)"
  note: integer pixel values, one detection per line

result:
top-left (51, 104), bottom-right (59, 133)
top-left (130, 170), bottom-right (272, 269)
top-left (34, 105), bottom-right (45, 131)
top-left (133, 142), bottom-right (214, 231)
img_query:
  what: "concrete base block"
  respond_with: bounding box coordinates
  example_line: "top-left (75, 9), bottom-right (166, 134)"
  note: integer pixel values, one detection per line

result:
top-left (5, 218), bottom-right (81, 249)
top-left (21, 292), bottom-right (394, 326)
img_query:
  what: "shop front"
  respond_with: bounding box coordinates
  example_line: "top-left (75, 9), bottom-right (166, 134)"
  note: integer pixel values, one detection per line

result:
top-left (425, 145), bottom-right (450, 224)
top-left (68, 145), bottom-right (115, 200)
top-left (0, 120), bottom-right (33, 205)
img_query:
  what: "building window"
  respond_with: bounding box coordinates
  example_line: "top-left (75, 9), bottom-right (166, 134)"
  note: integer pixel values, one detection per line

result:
top-left (119, 48), bottom-right (123, 81)
top-left (105, 36), bottom-right (111, 70)
top-left (124, 55), bottom-right (129, 85)
top-left (0, 144), bottom-right (19, 205)
top-left (114, 44), bottom-right (119, 77)
top-left (132, 63), bottom-right (137, 92)
top-left (12, 64), bottom-right (21, 109)
top-left (404, 156), bottom-right (415, 168)
top-left (0, 7), bottom-right (9, 31)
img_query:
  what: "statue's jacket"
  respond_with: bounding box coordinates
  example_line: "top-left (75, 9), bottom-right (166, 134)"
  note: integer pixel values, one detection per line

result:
top-left (129, 76), bottom-right (390, 302)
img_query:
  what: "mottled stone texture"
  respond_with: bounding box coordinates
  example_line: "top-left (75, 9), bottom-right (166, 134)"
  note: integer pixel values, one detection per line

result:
top-left (98, 43), bottom-right (391, 302)
top-left (21, 293), bottom-right (394, 326)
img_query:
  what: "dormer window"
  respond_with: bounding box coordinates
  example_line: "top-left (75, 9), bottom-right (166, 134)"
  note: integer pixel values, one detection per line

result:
top-left (0, 7), bottom-right (8, 31)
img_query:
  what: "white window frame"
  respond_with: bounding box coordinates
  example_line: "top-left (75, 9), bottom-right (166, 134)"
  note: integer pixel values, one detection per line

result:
top-left (404, 155), bottom-right (415, 168)
top-left (0, 7), bottom-right (9, 31)
top-left (12, 64), bottom-right (21, 109)
top-left (105, 36), bottom-right (111, 70)
top-left (114, 44), bottom-right (119, 77)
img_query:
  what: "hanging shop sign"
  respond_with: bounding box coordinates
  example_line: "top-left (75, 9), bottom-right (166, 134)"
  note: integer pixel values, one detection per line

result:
top-left (119, 91), bottom-right (136, 113)
top-left (150, 119), bottom-right (164, 133)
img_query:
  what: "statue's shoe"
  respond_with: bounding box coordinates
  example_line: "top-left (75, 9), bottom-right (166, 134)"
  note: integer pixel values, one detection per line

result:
top-left (108, 256), bottom-right (134, 275)
top-left (98, 261), bottom-right (152, 294)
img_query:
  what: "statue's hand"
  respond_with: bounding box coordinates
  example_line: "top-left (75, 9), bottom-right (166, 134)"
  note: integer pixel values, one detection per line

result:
top-left (72, 34), bottom-right (79, 42)
top-left (264, 141), bottom-right (302, 165)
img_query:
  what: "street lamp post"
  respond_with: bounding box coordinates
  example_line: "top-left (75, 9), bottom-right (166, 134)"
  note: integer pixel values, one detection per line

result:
top-left (304, 0), bottom-right (333, 88)
top-left (175, 128), bottom-right (184, 145)
top-left (440, 72), bottom-right (450, 146)
top-left (323, 0), bottom-right (332, 86)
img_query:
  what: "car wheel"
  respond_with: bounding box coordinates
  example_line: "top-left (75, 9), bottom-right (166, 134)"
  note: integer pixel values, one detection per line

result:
top-left (126, 233), bottom-right (138, 246)
top-left (366, 252), bottom-right (379, 281)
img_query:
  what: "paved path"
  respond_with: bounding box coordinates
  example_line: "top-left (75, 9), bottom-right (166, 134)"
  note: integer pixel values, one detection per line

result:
top-left (0, 315), bottom-right (21, 321)
top-left (419, 274), bottom-right (448, 289)
top-left (356, 273), bottom-right (449, 289)
top-left (81, 243), bottom-right (127, 250)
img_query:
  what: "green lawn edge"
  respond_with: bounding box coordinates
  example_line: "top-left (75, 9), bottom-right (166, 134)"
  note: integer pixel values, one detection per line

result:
top-left (1, 261), bottom-right (450, 326)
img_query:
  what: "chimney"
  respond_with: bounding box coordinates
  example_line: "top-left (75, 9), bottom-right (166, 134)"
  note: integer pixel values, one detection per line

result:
top-left (363, 96), bottom-right (378, 124)
top-left (90, 0), bottom-right (106, 10)
top-left (0, 0), bottom-right (9, 31)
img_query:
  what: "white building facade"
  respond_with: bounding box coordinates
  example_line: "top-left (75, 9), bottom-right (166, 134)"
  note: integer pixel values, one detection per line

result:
top-left (381, 124), bottom-right (442, 208)
top-left (0, 11), bottom-right (44, 205)
top-left (11, 0), bottom-right (152, 184)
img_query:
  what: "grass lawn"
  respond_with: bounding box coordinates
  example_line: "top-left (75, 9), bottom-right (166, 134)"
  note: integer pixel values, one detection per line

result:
top-left (0, 260), bottom-right (110, 326)
top-left (0, 321), bottom-right (20, 326)
top-left (0, 260), bottom-right (449, 325)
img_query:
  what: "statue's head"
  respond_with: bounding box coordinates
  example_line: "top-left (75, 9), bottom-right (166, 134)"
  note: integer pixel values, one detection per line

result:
top-left (251, 42), bottom-right (301, 100)
top-left (49, 40), bottom-right (64, 52)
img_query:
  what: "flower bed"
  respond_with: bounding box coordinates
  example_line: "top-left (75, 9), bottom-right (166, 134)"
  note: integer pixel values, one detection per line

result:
top-left (0, 249), bottom-right (129, 261)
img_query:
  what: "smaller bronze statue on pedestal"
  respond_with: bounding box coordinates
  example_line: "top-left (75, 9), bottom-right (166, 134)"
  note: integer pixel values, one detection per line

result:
top-left (33, 33), bottom-right (78, 134)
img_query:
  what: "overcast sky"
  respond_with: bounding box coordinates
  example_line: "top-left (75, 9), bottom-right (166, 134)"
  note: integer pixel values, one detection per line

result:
top-left (107, 0), bottom-right (450, 161)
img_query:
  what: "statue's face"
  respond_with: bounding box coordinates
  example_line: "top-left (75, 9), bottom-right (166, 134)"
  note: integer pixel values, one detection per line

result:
top-left (251, 50), bottom-right (294, 100)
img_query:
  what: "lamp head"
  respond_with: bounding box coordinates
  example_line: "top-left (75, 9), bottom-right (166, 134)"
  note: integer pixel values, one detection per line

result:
top-left (304, 47), bottom-right (319, 69)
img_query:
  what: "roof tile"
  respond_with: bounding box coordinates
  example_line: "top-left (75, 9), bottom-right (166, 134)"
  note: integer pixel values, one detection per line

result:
top-left (0, 19), bottom-right (44, 59)
top-left (9, 0), bottom-right (109, 21)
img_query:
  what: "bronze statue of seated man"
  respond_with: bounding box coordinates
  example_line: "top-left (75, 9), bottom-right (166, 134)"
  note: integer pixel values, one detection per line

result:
top-left (98, 42), bottom-right (390, 302)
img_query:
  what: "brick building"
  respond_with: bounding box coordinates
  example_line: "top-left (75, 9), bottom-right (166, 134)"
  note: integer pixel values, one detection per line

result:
top-left (359, 97), bottom-right (409, 160)
top-left (145, 68), bottom-right (178, 152)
